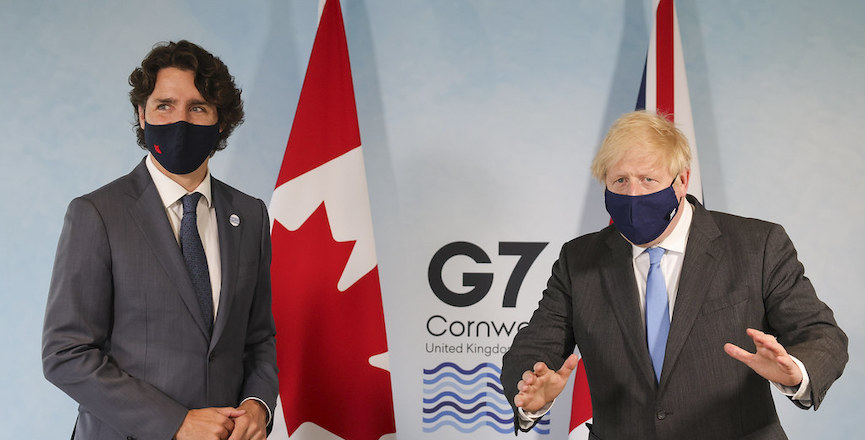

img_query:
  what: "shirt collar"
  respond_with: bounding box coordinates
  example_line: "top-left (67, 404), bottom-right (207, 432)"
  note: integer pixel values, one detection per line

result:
top-left (145, 154), bottom-right (213, 209)
top-left (631, 200), bottom-right (693, 259)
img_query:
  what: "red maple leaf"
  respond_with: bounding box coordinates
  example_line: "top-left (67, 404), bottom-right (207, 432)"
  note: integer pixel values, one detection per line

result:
top-left (271, 203), bottom-right (395, 439)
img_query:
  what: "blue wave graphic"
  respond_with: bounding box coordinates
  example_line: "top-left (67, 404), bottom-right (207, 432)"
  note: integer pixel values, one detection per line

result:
top-left (423, 397), bottom-right (513, 416)
top-left (423, 390), bottom-right (485, 405)
top-left (423, 409), bottom-right (514, 425)
top-left (424, 379), bottom-right (491, 395)
top-left (423, 362), bottom-right (550, 435)
top-left (485, 381), bottom-right (504, 395)
top-left (423, 400), bottom-right (486, 414)
top-left (424, 371), bottom-right (501, 385)
top-left (424, 362), bottom-right (501, 375)
top-left (423, 400), bottom-right (513, 415)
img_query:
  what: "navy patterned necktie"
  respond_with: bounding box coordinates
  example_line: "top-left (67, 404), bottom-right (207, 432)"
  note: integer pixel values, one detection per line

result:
top-left (180, 192), bottom-right (213, 334)
top-left (645, 246), bottom-right (669, 383)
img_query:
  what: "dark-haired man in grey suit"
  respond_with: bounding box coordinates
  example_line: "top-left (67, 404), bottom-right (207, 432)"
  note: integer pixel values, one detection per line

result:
top-left (501, 111), bottom-right (847, 439)
top-left (42, 41), bottom-right (278, 440)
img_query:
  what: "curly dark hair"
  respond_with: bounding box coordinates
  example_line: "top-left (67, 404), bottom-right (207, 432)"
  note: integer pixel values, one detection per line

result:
top-left (129, 40), bottom-right (244, 151)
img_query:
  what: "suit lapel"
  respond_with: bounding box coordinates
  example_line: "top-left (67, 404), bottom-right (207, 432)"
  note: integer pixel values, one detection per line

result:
top-left (210, 179), bottom-right (241, 348)
top-left (600, 231), bottom-right (658, 387)
top-left (659, 199), bottom-right (724, 390)
top-left (125, 160), bottom-right (213, 339)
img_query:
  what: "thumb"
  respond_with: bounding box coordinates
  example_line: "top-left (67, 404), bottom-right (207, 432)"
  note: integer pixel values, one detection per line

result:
top-left (557, 354), bottom-right (579, 378)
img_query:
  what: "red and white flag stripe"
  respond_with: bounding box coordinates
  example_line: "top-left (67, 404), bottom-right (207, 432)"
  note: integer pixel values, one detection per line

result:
top-left (642, 0), bottom-right (703, 203)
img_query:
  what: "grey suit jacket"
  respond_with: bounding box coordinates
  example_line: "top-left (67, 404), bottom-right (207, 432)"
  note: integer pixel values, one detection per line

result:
top-left (501, 195), bottom-right (847, 440)
top-left (43, 159), bottom-right (279, 440)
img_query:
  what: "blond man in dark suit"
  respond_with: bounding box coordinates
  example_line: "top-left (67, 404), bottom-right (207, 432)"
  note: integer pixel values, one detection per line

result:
top-left (502, 111), bottom-right (847, 439)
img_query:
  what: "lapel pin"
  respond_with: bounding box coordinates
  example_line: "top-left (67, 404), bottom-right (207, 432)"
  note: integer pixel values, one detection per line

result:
top-left (229, 214), bottom-right (241, 227)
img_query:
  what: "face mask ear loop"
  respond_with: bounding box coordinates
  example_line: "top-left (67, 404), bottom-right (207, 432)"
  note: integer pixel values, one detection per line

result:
top-left (669, 177), bottom-right (682, 220)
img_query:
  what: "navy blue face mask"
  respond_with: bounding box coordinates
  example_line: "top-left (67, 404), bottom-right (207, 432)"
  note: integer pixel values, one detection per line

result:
top-left (605, 181), bottom-right (680, 245)
top-left (144, 121), bottom-right (220, 175)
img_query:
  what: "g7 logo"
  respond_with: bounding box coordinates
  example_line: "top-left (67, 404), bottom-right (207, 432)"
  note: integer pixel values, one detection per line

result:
top-left (428, 242), bottom-right (547, 307)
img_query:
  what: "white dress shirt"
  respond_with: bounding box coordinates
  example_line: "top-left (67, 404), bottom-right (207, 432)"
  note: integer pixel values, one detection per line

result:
top-left (145, 155), bottom-right (272, 424)
top-left (146, 155), bottom-right (221, 322)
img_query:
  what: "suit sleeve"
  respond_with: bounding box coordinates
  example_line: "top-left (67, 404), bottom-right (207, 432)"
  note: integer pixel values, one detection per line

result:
top-left (239, 199), bottom-right (279, 428)
top-left (761, 224), bottom-right (848, 410)
top-left (501, 243), bottom-right (577, 433)
top-left (41, 197), bottom-right (189, 439)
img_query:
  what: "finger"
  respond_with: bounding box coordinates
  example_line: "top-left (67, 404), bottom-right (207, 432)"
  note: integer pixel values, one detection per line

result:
top-left (759, 342), bottom-right (787, 359)
top-left (517, 379), bottom-right (527, 392)
top-left (774, 353), bottom-right (796, 371)
top-left (521, 370), bottom-right (536, 386)
top-left (557, 354), bottom-right (579, 378)
top-left (226, 418), bottom-right (246, 440)
top-left (217, 418), bottom-right (235, 438)
top-left (745, 327), bottom-right (764, 339)
top-left (216, 407), bottom-right (246, 418)
top-left (724, 342), bottom-right (754, 363)
top-left (750, 331), bottom-right (789, 358)
top-left (747, 328), bottom-right (777, 348)
top-left (745, 328), bottom-right (777, 352)
top-left (533, 361), bottom-right (550, 376)
top-left (514, 394), bottom-right (524, 408)
top-left (747, 328), bottom-right (773, 345)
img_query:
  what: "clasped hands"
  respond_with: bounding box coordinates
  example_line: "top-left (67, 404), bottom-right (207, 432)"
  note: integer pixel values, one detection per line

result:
top-left (175, 400), bottom-right (267, 440)
top-left (514, 328), bottom-right (803, 413)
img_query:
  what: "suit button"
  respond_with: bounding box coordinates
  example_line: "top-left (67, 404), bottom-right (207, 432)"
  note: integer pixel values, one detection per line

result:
top-left (208, 353), bottom-right (215, 362)
top-left (656, 410), bottom-right (667, 420)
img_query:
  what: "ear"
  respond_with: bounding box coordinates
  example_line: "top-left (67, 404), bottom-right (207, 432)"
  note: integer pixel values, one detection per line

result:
top-left (138, 104), bottom-right (146, 129)
top-left (677, 168), bottom-right (691, 193)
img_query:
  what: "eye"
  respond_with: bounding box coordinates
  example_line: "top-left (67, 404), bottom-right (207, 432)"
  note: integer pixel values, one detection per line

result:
top-left (615, 177), bottom-right (626, 184)
top-left (156, 103), bottom-right (170, 110)
top-left (191, 106), bottom-right (207, 113)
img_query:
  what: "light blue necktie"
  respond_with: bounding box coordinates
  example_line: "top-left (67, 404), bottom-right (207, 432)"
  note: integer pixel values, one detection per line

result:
top-left (180, 192), bottom-right (213, 335)
top-left (645, 246), bottom-right (669, 383)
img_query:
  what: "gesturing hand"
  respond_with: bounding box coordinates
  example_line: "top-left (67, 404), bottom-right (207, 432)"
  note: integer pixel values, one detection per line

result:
top-left (724, 328), bottom-right (803, 387)
top-left (514, 354), bottom-right (579, 413)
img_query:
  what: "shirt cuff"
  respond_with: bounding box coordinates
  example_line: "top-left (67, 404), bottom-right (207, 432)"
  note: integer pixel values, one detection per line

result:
top-left (771, 355), bottom-right (812, 406)
top-left (240, 397), bottom-right (273, 425)
top-left (516, 400), bottom-right (555, 429)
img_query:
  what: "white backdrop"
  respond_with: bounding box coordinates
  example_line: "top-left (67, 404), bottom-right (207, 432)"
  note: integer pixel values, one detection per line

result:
top-left (1, 1), bottom-right (863, 438)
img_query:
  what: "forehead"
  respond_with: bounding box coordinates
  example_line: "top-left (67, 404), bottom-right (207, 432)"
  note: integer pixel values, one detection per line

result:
top-left (607, 144), bottom-right (671, 178)
top-left (149, 67), bottom-right (205, 100)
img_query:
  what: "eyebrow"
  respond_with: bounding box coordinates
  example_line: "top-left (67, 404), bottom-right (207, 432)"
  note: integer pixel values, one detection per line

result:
top-left (187, 99), bottom-right (213, 107)
top-left (151, 97), bottom-right (213, 107)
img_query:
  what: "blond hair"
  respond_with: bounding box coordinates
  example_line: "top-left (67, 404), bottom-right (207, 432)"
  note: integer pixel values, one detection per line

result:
top-left (590, 111), bottom-right (691, 183)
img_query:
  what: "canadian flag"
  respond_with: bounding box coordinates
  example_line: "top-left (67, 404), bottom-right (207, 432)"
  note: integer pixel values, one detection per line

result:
top-left (568, 0), bottom-right (702, 438)
top-left (268, 1), bottom-right (396, 439)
